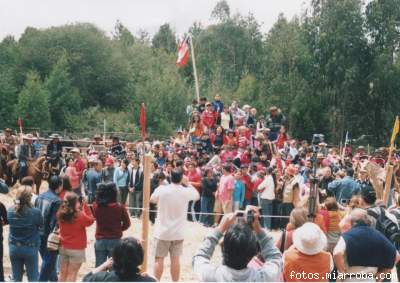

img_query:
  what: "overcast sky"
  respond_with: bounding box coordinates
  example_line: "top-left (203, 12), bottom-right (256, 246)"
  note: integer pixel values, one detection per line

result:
top-left (0, 0), bottom-right (310, 40)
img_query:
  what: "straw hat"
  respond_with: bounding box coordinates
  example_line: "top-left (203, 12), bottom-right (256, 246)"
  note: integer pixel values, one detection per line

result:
top-left (70, 147), bottom-right (80, 154)
top-left (4, 128), bottom-right (12, 133)
top-left (293, 223), bottom-right (327, 255)
top-left (49, 133), bottom-right (62, 139)
top-left (94, 134), bottom-right (102, 140)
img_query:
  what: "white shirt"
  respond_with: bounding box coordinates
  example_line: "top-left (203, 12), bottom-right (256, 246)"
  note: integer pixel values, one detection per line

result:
top-left (258, 175), bottom-right (275, 200)
top-left (150, 183), bottom-right (200, 241)
top-left (220, 112), bottom-right (231, 129)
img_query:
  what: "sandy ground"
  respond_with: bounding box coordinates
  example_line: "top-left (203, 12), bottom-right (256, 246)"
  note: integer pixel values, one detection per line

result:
top-left (1, 184), bottom-right (397, 282)
top-left (0, 183), bottom-right (280, 282)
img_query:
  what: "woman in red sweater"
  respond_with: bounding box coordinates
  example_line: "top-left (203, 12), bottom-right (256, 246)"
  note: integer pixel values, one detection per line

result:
top-left (93, 182), bottom-right (131, 267)
top-left (57, 192), bottom-right (94, 282)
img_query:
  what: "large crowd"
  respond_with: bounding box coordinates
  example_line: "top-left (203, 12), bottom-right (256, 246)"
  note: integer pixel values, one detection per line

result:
top-left (0, 94), bottom-right (400, 282)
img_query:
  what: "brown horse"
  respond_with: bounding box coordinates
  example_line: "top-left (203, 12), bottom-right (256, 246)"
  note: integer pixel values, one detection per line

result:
top-left (11, 156), bottom-right (47, 194)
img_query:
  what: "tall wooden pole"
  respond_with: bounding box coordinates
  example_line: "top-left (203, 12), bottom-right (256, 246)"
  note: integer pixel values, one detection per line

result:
top-left (140, 154), bottom-right (152, 272)
top-left (189, 34), bottom-right (200, 102)
top-left (383, 116), bottom-right (399, 206)
top-left (103, 119), bottom-right (106, 145)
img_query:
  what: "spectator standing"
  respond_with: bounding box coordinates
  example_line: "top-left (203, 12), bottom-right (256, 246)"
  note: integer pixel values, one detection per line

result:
top-left (86, 160), bottom-right (103, 204)
top-left (257, 167), bottom-right (275, 229)
top-left (327, 167), bottom-right (361, 208)
top-left (200, 168), bottom-right (217, 227)
top-left (101, 157), bottom-right (115, 183)
top-left (93, 183), bottom-right (130, 267)
top-left (216, 165), bottom-right (235, 214)
top-left (65, 157), bottom-right (81, 194)
top-left (201, 102), bottom-right (217, 130)
top-left (232, 171), bottom-right (245, 211)
top-left (35, 175), bottom-right (63, 282)
top-left (8, 185), bottom-right (43, 282)
top-left (71, 148), bottom-right (85, 194)
top-left (150, 168), bottom-right (200, 282)
top-left (113, 159), bottom-right (130, 205)
top-left (128, 158), bottom-right (144, 218)
top-left (0, 179), bottom-right (7, 282)
top-left (57, 192), bottom-right (95, 282)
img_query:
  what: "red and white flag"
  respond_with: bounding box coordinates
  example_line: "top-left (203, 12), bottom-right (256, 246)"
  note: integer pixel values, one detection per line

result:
top-left (176, 37), bottom-right (190, 67)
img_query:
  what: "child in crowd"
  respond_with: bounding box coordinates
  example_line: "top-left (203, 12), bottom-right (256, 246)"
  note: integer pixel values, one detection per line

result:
top-left (321, 197), bottom-right (342, 252)
top-left (232, 171), bottom-right (245, 211)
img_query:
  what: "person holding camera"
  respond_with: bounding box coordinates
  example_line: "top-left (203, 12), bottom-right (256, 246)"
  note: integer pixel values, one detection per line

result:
top-left (192, 207), bottom-right (282, 282)
top-left (57, 192), bottom-right (94, 282)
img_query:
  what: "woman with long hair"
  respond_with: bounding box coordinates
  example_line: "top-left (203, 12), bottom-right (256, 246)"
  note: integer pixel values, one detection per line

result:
top-left (188, 113), bottom-right (204, 143)
top-left (57, 192), bottom-right (94, 281)
top-left (93, 182), bottom-right (130, 267)
top-left (83, 237), bottom-right (156, 282)
top-left (8, 185), bottom-right (42, 281)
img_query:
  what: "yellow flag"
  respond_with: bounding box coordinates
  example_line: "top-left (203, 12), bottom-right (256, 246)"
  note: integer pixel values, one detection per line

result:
top-left (390, 116), bottom-right (399, 145)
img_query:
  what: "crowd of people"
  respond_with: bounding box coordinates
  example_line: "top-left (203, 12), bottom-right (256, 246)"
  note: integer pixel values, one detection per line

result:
top-left (0, 94), bottom-right (400, 281)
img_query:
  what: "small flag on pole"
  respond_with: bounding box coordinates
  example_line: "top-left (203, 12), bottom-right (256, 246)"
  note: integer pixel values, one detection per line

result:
top-left (176, 37), bottom-right (190, 67)
top-left (390, 116), bottom-right (399, 145)
top-left (140, 103), bottom-right (146, 138)
top-left (18, 117), bottom-right (22, 128)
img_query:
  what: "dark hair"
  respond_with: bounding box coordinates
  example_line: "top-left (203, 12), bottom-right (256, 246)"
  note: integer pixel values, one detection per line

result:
top-left (122, 159), bottom-right (130, 167)
top-left (346, 167), bottom-right (354, 177)
top-left (171, 168), bottom-right (183, 184)
top-left (361, 185), bottom-right (376, 205)
top-left (57, 192), bottom-right (79, 223)
top-left (96, 182), bottom-right (117, 207)
top-left (21, 176), bottom-right (34, 187)
top-left (62, 175), bottom-right (72, 191)
top-left (48, 175), bottom-right (62, 191)
top-left (65, 157), bottom-right (73, 165)
top-left (222, 223), bottom-right (259, 270)
top-left (222, 164), bottom-right (231, 173)
top-left (175, 160), bottom-right (184, 168)
top-left (112, 237), bottom-right (144, 280)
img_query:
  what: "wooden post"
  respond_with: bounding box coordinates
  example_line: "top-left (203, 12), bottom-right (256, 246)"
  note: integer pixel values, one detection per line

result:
top-left (103, 119), bottom-right (106, 144)
top-left (140, 154), bottom-right (152, 272)
top-left (383, 145), bottom-right (395, 206)
top-left (189, 34), bottom-right (200, 102)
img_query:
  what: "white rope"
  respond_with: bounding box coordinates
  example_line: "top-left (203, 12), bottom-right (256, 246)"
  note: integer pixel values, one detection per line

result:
top-left (112, 205), bottom-right (290, 218)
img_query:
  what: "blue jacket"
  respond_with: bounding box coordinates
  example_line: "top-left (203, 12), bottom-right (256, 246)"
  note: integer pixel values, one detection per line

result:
top-left (35, 190), bottom-right (61, 237)
top-left (87, 169), bottom-right (102, 195)
top-left (8, 206), bottom-right (42, 247)
top-left (212, 101), bottom-right (224, 113)
top-left (113, 167), bottom-right (129, 188)
top-left (232, 180), bottom-right (245, 206)
top-left (328, 176), bottom-right (360, 204)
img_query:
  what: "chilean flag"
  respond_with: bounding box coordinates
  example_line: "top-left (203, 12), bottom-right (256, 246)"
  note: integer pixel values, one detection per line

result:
top-left (140, 103), bottom-right (146, 138)
top-left (176, 37), bottom-right (190, 67)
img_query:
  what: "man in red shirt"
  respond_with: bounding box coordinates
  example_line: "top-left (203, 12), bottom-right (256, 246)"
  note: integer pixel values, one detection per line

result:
top-left (201, 102), bottom-right (217, 130)
top-left (71, 148), bottom-right (85, 194)
top-left (186, 163), bottom-right (202, 222)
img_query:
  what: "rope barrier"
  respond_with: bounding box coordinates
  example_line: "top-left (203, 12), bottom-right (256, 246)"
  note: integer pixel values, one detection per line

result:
top-left (104, 205), bottom-right (290, 219)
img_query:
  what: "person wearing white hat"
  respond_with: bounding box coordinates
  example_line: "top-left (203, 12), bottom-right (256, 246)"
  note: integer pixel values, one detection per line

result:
top-left (17, 134), bottom-right (36, 180)
top-left (283, 222), bottom-right (333, 282)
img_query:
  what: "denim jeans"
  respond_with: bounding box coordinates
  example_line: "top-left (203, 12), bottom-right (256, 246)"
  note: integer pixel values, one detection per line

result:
top-left (129, 190), bottom-right (142, 217)
top-left (199, 196), bottom-right (214, 227)
top-left (9, 244), bottom-right (39, 282)
top-left (260, 199), bottom-right (273, 229)
top-left (39, 235), bottom-right (58, 282)
top-left (95, 239), bottom-right (121, 267)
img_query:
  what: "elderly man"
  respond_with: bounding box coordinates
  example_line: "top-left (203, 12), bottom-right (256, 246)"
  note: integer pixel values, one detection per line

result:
top-left (334, 208), bottom-right (399, 282)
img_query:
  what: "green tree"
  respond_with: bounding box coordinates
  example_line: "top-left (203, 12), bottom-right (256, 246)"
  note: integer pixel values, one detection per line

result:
top-left (211, 0), bottom-right (230, 22)
top-left (152, 23), bottom-right (176, 53)
top-left (113, 20), bottom-right (135, 46)
top-left (0, 71), bottom-right (18, 128)
top-left (45, 54), bottom-right (81, 130)
top-left (16, 71), bottom-right (51, 130)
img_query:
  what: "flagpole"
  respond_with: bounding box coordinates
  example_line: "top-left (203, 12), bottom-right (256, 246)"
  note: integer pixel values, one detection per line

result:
top-left (383, 116), bottom-right (398, 205)
top-left (189, 34), bottom-right (200, 102)
top-left (103, 118), bottom-right (106, 145)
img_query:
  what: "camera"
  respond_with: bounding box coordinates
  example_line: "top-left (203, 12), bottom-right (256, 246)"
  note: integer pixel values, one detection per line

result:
top-left (235, 207), bottom-right (260, 225)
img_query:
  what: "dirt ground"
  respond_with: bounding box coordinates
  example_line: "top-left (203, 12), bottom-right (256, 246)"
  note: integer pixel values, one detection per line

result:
top-left (0, 183), bottom-right (277, 282)
top-left (1, 184), bottom-right (397, 282)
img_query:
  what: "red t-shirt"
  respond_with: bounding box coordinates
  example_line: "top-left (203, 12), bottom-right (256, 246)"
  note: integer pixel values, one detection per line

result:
top-left (242, 174), bottom-right (253, 201)
top-left (59, 202), bottom-right (95, 250)
top-left (93, 202), bottom-right (131, 240)
top-left (201, 110), bottom-right (217, 129)
top-left (74, 158), bottom-right (86, 180)
top-left (186, 170), bottom-right (202, 192)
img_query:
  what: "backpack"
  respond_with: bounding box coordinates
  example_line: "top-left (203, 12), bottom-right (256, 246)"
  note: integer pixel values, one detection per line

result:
top-left (367, 206), bottom-right (400, 245)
